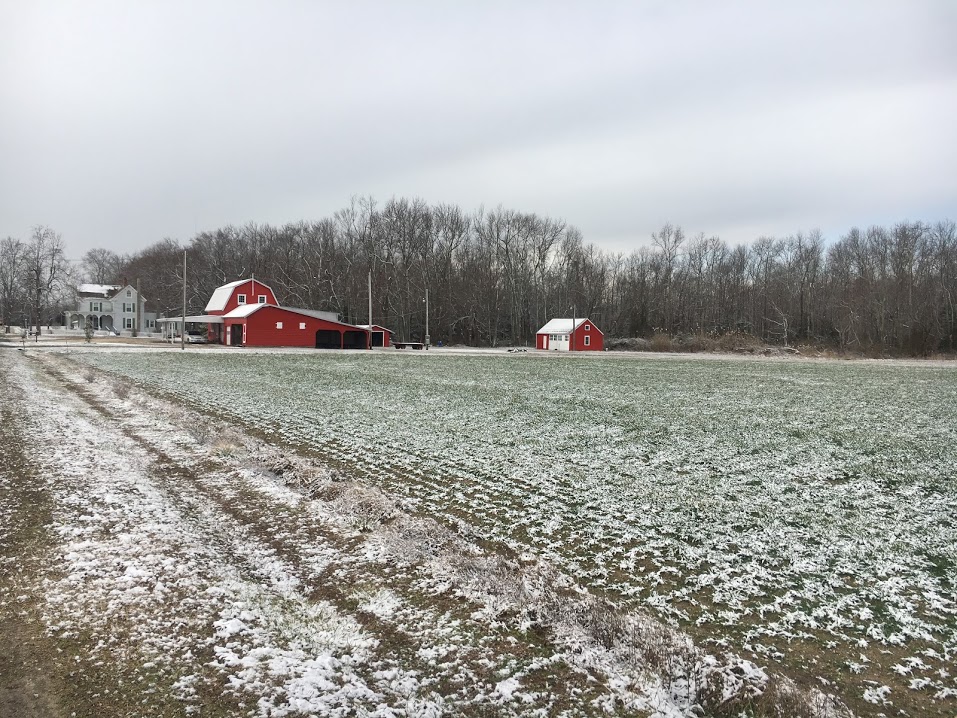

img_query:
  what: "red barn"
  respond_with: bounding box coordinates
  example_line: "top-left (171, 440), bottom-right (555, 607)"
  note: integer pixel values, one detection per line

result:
top-left (186, 278), bottom-right (369, 348)
top-left (536, 318), bottom-right (604, 351)
top-left (223, 305), bottom-right (369, 349)
top-left (205, 278), bottom-right (279, 316)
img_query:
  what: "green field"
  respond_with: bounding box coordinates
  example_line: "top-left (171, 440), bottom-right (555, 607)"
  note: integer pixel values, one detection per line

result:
top-left (74, 348), bottom-right (957, 714)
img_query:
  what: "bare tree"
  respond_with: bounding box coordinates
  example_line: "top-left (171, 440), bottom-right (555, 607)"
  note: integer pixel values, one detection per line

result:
top-left (24, 226), bottom-right (68, 336)
top-left (0, 236), bottom-right (26, 330)
top-left (82, 247), bottom-right (124, 284)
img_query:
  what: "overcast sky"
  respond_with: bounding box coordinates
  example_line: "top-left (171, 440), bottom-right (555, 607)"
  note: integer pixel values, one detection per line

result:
top-left (2, 1), bottom-right (955, 261)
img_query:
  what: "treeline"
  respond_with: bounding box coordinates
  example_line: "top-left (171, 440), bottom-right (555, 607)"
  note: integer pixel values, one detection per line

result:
top-left (3, 197), bottom-right (956, 354)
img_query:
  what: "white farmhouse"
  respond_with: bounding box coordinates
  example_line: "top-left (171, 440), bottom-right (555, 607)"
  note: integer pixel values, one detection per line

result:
top-left (65, 284), bottom-right (158, 334)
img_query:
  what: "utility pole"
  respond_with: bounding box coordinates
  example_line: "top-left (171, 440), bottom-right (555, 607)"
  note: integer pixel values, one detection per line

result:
top-left (181, 250), bottom-right (186, 351)
top-left (571, 304), bottom-right (576, 351)
top-left (134, 277), bottom-right (141, 337)
top-left (368, 270), bottom-right (373, 350)
top-left (424, 288), bottom-right (430, 349)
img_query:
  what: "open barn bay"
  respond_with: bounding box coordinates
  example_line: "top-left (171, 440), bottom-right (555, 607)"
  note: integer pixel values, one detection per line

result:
top-left (51, 349), bottom-right (957, 714)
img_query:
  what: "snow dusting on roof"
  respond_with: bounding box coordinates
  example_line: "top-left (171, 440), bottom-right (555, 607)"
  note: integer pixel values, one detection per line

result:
top-left (78, 283), bottom-right (121, 297)
top-left (204, 278), bottom-right (276, 312)
top-left (223, 303), bottom-right (269, 318)
top-left (204, 283), bottom-right (243, 312)
top-left (222, 304), bottom-right (360, 328)
top-left (536, 318), bottom-right (590, 334)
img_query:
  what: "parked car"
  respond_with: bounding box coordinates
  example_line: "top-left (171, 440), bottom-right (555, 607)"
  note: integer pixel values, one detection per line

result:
top-left (185, 331), bottom-right (208, 344)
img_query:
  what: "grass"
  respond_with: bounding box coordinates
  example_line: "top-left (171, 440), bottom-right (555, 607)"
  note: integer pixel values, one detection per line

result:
top-left (57, 349), bottom-right (957, 714)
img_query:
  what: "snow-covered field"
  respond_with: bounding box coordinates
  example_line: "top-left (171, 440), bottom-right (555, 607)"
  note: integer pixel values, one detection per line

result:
top-left (5, 346), bottom-right (955, 716)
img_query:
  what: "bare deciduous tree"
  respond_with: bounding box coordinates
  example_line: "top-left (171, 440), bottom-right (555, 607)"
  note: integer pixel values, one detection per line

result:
top-left (25, 226), bottom-right (68, 336)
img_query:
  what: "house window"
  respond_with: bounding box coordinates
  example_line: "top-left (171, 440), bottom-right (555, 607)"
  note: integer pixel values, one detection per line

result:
top-left (124, 318), bottom-right (133, 329)
top-left (258, 295), bottom-right (267, 304)
top-left (126, 290), bottom-right (132, 298)
top-left (122, 302), bottom-right (134, 313)
top-left (276, 321), bottom-right (283, 329)
top-left (147, 319), bottom-right (155, 328)
top-left (299, 322), bottom-right (306, 330)
top-left (584, 335), bottom-right (591, 347)
top-left (584, 324), bottom-right (591, 331)
top-left (90, 301), bottom-right (101, 312)
top-left (237, 294), bottom-right (247, 305)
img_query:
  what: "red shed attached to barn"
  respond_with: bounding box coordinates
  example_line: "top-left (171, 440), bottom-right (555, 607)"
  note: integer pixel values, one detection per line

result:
top-left (223, 304), bottom-right (369, 349)
top-left (357, 324), bottom-right (394, 348)
top-left (536, 318), bottom-right (604, 351)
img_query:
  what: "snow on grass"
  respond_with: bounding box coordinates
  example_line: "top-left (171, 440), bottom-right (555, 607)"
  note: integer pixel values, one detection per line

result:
top-left (26, 348), bottom-right (789, 717)
top-left (7, 354), bottom-right (419, 716)
top-left (57, 347), bottom-right (957, 713)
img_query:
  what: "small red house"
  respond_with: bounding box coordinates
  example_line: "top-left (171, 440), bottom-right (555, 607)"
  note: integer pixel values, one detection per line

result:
top-left (536, 318), bottom-right (604, 352)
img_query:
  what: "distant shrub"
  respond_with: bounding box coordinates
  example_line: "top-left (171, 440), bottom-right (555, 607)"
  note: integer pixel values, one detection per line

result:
top-left (650, 333), bottom-right (674, 351)
top-left (715, 330), bottom-right (762, 352)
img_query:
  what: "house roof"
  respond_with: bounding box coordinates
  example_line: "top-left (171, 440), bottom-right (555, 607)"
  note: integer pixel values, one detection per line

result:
top-left (78, 283), bottom-right (121, 297)
top-left (204, 278), bottom-right (275, 313)
top-left (537, 318), bottom-right (600, 334)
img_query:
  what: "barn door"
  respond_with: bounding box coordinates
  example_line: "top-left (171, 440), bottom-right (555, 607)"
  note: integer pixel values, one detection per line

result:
top-left (230, 324), bottom-right (243, 346)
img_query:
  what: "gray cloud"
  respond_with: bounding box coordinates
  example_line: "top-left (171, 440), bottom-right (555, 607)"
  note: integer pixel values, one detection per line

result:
top-left (2, 0), bottom-right (955, 259)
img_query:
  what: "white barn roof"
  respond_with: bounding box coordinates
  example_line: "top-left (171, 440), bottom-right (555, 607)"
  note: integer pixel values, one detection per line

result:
top-left (537, 318), bottom-right (592, 334)
top-left (222, 304), bottom-right (360, 329)
top-left (204, 279), bottom-right (248, 313)
top-left (222, 302), bottom-right (269, 318)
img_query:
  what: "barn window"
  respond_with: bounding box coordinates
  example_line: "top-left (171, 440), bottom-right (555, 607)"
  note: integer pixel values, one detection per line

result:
top-left (237, 294), bottom-right (247, 305)
top-left (258, 295), bottom-right (267, 304)
top-left (299, 322), bottom-right (306, 330)
top-left (584, 335), bottom-right (591, 346)
top-left (584, 324), bottom-right (591, 331)
top-left (276, 321), bottom-right (283, 329)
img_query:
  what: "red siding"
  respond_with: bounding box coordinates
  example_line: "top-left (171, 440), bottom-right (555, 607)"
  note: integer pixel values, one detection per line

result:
top-left (367, 324), bottom-right (393, 347)
top-left (225, 306), bottom-right (369, 348)
top-left (571, 321), bottom-right (603, 351)
top-left (213, 280), bottom-right (278, 316)
top-left (536, 319), bottom-right (603, 351)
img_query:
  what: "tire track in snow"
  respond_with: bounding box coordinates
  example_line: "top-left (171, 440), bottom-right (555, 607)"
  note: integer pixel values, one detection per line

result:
top-left (30, 352), bottom-right (631, 717)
